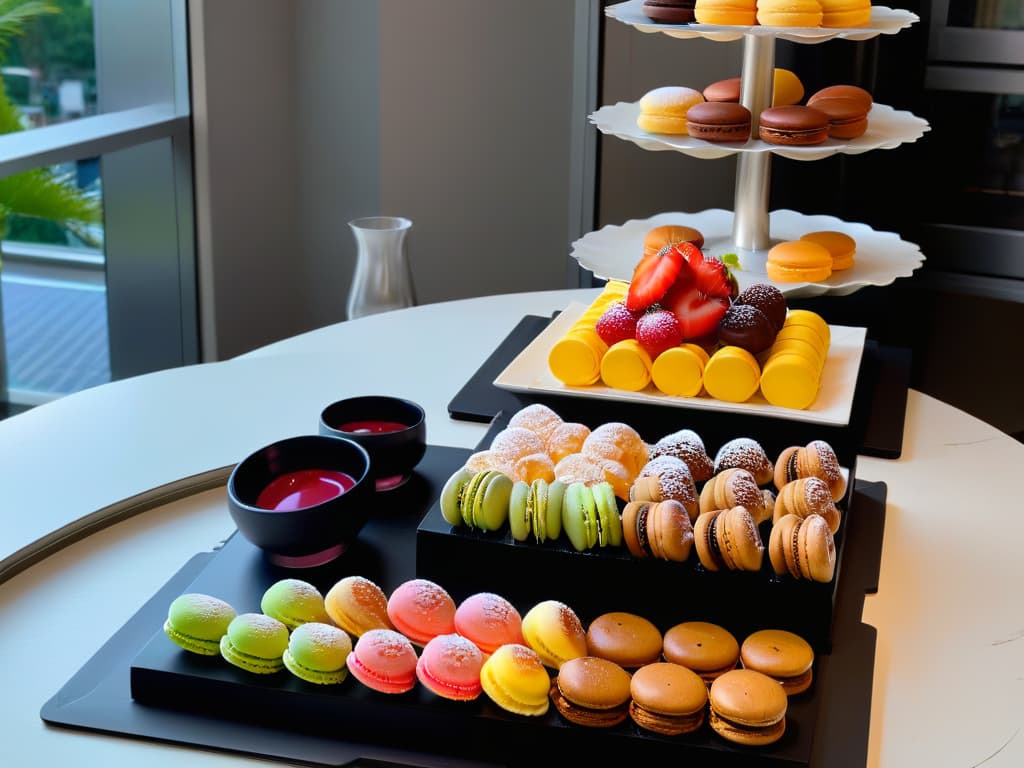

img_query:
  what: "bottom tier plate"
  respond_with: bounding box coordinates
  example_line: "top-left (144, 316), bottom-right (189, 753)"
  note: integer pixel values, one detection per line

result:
top-left (570, 209), bottom-right (925, 298)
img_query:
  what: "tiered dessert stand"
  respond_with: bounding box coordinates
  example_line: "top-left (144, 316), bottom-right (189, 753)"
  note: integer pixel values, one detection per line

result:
top-left (575, 1), bottom-right (929, 298)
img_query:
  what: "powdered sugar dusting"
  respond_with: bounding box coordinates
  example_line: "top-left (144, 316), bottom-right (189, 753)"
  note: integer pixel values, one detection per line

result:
top-left (806, 440), bottom-right (842, 482)
top-left (490, 427), bottom-right (545, 460)
top-left (802, 476), bottom-right (834, 511)
top-left (651, 429), bottom-right (714, 480)
top-left (173, 593), bottom-right (234, 621)
top-left (404, 579), bottom-right (453, 613)
top-left (557, 602), bottom-right (584, 637)
top-left (508, 404), bottom-right (563, 442)
top-left (715, 438), bottom-right (772, 477)
top-left (639, 455), bottom-right (697, 504)
top-left (361, 628), bottom-right (416, 658)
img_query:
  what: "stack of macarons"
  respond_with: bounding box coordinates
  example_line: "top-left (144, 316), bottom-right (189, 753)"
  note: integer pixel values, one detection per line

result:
top-left (759, 309), bottom-right (831, 410)
top-left (548, 281), bottom-right (628, 386)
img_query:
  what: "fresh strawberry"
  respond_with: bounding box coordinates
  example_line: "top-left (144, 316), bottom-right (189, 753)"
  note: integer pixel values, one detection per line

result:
top-left (691, 254), bottom-right (737, 300)
top-left (595, 301), bottom-right (639, 346)
top-left (635, 309), bottom-right (683, 359)
top-left (625, 243), bottom-right (686, 312)
top-left (661, 269), bottom-right (731, 342)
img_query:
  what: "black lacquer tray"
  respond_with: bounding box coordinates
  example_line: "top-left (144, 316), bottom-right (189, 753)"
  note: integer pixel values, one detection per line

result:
top-left (43, 444), bottom-right (886, 768)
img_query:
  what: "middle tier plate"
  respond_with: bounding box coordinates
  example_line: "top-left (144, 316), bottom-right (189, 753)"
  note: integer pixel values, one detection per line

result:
top-left (571, 209), bottom-right (926, 298)
top-left (591, 101), bottom-right (929, 161)
top-left (493, 301), bottom-right (867, 427)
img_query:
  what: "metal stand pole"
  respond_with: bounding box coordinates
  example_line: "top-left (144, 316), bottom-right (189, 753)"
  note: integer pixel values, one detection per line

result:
top-left (731, 32), bottom-right (775, 252)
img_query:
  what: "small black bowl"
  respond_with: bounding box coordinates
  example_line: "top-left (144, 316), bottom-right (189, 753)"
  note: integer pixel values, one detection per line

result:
top-left (227, 435), bottom-right (372, 568)
top-left (319, 396), bottom-right (426, 491)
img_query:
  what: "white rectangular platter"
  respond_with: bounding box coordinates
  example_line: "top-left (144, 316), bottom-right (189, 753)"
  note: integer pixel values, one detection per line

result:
top-left (494, 302), bottom-right (868, 427)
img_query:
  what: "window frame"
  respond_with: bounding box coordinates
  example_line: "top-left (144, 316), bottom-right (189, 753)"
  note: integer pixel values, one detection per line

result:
top-left (0, 0), bottom-right (197, 390)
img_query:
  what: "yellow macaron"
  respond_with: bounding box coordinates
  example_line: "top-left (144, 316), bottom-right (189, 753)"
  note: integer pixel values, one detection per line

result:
top-left (549, 329), bottom-right (606, 386)
top-left (767, 337), bottom-right (825, 375)
top-left (651, 343), bottom-right (708, 397)
top-left (766, 241), bottom-right (833, 284)
top-left (703, 346), bottom-right (761, 403)
top-left (601, 339), bottom-right (653, 392)
top-left (480, 643), bottom-right (552, 716)
top-left (819, 0), bottom-right (872, 27)
top-left (756, 0), bottom-right (824, 27)
top-left (799, 230), bottom-right (856, 271)
top-left (694, 0), bottom-right (758, 26)
top-left (773, 323), bottom-right (827, 361)
top-left (760, 352), bottom-right (820, 410)
top-left (772, 68), bottom-right (805, 107)
top-left (637, 86), bottom-right (705, 135)
top-left (783, 308), bottom-right (831, 349)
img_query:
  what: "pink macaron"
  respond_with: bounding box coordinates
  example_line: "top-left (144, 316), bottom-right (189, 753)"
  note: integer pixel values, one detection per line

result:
top-left (453, 592), bottom-right (524, 655)
top-left (416, 633), bottom-right (484, 701)
top-left (386, 578), bottom-right (456, 646)
top-left (345, 628), bottom-right (418, 694)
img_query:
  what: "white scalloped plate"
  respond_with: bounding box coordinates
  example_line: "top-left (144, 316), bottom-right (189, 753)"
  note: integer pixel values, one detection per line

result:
top-left (571, 209), bottom-right (926, 298)
top-left (591, 102), bottom-right (930, 161)
top-left (494, 301), bottom-right (868, 426)
top-left (606, 1), bottom-right (918, 43)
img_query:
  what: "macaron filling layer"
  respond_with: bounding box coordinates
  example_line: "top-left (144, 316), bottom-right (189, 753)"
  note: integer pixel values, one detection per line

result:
top-left (345, 652), bottom-right (415, 694)
top-left (709, 707), bottom-right (786, 740)
top-left (163, 622), bottom-right (222, 655)
top-left (630, 701), bottom-right (706, 735)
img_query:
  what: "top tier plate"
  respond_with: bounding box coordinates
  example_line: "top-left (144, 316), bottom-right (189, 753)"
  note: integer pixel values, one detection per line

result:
top-left (606, 1), bottom-right (919, 43)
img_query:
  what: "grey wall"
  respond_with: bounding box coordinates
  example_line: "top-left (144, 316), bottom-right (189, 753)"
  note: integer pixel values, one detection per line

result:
top-left (598, 17), bottom-right (743, 228)
top-left (192, 0), bottom-right (586, 361)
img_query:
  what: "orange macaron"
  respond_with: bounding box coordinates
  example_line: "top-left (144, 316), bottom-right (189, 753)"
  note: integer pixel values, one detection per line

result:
top-left (800, 230), bottom-right (856, 270)
top-left (766, 240), bottom-right (833, 283)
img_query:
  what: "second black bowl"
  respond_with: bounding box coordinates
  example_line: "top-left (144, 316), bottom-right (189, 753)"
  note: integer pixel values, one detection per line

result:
top-left (319, 396), bottom-right (426, 491)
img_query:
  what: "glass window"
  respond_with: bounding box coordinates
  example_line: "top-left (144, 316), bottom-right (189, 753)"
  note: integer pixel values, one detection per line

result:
top-left (0, 0), bottom-right (194, 416)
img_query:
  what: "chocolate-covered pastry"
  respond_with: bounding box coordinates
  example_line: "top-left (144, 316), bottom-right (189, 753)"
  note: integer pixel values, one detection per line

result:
top-left (718, 304), bottom-right (776, 355)
top-left (735, 283), bottom-right (787, 331)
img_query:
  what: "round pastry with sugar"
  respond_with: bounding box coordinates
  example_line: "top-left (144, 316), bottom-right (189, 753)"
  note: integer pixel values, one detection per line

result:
top-left (631, 455), bottom-right (698, 520)
top-left (714, 437), bottom-right (774, 486)
top-left (507, 403), bottom-right (563, 444)
top-left (649, 428), bottom-right (714, 482)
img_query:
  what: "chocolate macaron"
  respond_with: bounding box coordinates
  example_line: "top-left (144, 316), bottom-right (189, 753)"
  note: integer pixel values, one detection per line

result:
top-left (808, 84), bottom-right (873, 113)
top-left (663, 621), bottom-right (740, 685)
top-left (586, 611), bottom-right (663, 669)
top-left (630, 662), bottom-right (708, 735)
top-left (810, 96), bottom-right (869, 139)
top-left (551, 656), bottom-right (633, 728)
top-left (686, 101), bottom-right (752, 143)
top-left (759, 105), bottom-right (830, 146)
top-left (642, 0), bottom-right (697, 24)
top-left (769, 513), bottom-right (836, 583)
top-left (709, 669), bottom-right (788, 745)
top-left (740, 629), bottom-right (815, 695)
top-left (694, 506), bottom-right (764, 572)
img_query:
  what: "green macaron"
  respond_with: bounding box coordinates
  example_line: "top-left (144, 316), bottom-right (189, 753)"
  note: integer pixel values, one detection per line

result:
top-left (509, 480), bottom-right (532, 541)
top-left (459, 470), bottom-right (489, 528)
top-left (471, 471), bottom-right (513, 531)
top-left (282, 621), bottom-right (352, 685)
top-left (563, 482), bottom-right (598, 552)
top-left (260, 578), bottom-right (330, 631)
top-left (545, 480), bottom-right (566, 541)
top-left (591, 481), bottom-right (623, 548)
top-left (220, 613), bottom-right (289, 674)
top-left (440, 467), bottom-right (475, 526)
top-left (529, 478), bottom-right (550, 544)
top-left (163, 593), bottom-right (236, 655)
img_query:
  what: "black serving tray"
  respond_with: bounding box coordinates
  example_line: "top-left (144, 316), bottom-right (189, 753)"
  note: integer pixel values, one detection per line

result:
top-left (447, 314), bottom-right (910, 459)
top-left (43, 445), bottom-right (885, 768)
